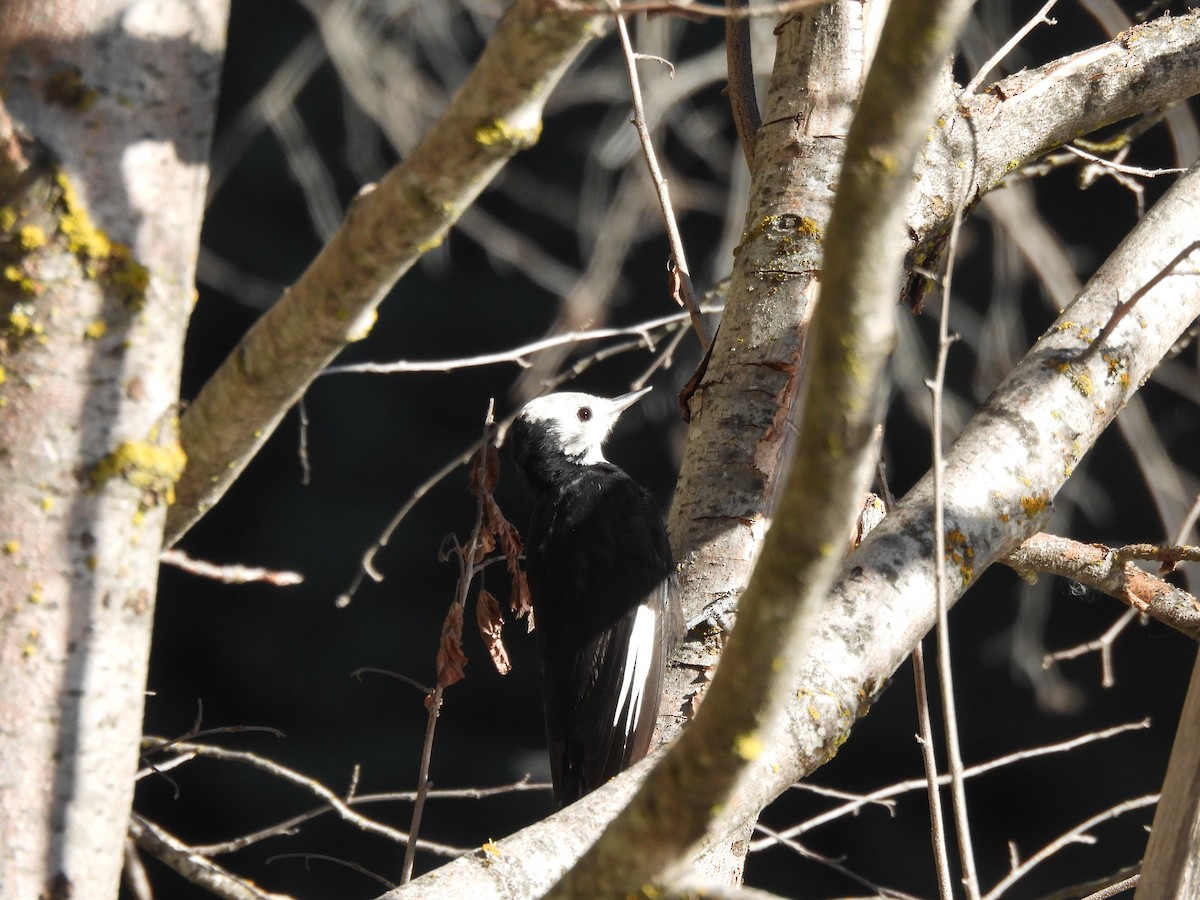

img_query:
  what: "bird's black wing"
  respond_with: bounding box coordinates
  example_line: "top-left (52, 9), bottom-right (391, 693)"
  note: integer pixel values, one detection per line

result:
top-left (525, 465), bottom-right (678, 808)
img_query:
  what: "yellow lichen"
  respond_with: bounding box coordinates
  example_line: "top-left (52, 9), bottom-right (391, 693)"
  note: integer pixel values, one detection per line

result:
top-left (734, 732), bottom-right (763, 761)
top-left (474, 117), bottom-right (541, 149)
top-left (18, 224), bottom-right (47, 251)
top-left (480, 839), bottom-right (501, 860)
top-left (0, 207), bottom-right (16, 231)
top-left (56, 171), bottom-right (112, 260)
top-left (84, 319), bottom-right (107, 340)
top-left (106, 242), bottom-right (150, 306)
top-left (6, 302), bottom-right (42, 336)
top-left (39, 496), bottom-right (53, 512)
top-left (416, 234), bottom-right (445, 254)
top-left (1020, 491), bottom-right (1050, 519)
top-left (3, 265), bottom-right (38, 295)
top-left (28, 584), bottom-right (43, 604)
top-left (90, 438), bottom-right (187, 505)
top-left (2, 540), bottom-right (18, 554)
top-left (945, 529), bottom-right (974, 587)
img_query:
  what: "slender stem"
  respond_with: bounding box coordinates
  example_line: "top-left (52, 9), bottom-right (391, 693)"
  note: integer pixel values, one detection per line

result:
top-left (913, 641), bottom-right (954, 899)
top-left (1084, 240), bottom-right (1200, 359)
top-left (724, 0), bottom-right (760, 168)
top-left (612, 3), bottom-right (712, 349)
top-left (931, 201), bottom-right (980, 898)
top-left (402, 400), bottom-right (494, 883)
top-left (401, 685), bottom-right (444, 882)
top-left (963, 0), bottom-right (1059, 96)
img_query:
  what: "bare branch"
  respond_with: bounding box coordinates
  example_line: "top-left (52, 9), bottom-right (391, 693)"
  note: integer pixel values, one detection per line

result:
top-left (1005, 533), bottom-right (1200, 643)
top-left (751, 720), bottom-right (1151, 849)
top-left (912, 641), bottom-right (954, 900)
top-left (982, 795), bottom-right (1158, 899)
top-left (322, 306), bottom-right (712, 375)
top-left (929, 188), bottom-right (981, 899)
top-left (160, 550), bottom-right (304, 586)
top-left (129, 815), bottom-right (295, 900)
top-left (963, 0), bottom-right (1059, 97)
top-left (140, 738), bottom-right (414, 846)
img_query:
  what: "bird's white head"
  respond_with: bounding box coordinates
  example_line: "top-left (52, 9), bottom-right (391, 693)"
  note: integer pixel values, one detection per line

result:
top-left (514, 387), bottom-right (652, 464)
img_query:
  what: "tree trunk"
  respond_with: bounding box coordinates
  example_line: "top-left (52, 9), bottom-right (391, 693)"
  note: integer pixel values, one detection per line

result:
top-left (0, 3), bottom-right (228, 896)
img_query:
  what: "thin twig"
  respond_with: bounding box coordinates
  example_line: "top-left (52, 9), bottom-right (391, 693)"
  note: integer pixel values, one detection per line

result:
top-left (1176, 492), bottom-right (1200, 545)
top-left (982, 795), bottom-right (1158, 899)
top-left (140, 738), bottom-right (412, 846)
top-left (913, 639), bottom-right (954, 900)
top-left (298, 394), bottom-right (312, 485)
top-left (1116, 542), bottom-right (1200, 566)
top-left (1063, 144), bottom-right (1187, 178)
top-left (963, 0), bottom-right (1059, 96)
top-left (402, 684), bottom-right (443, 882)
top-left (1079, 873), bottom-right (1140, 899)
top-left (930, 198), bottom-right (980, 898)
top-left (402, 400), bottom-right (497, 883)
top-left (1044, 607), bottom-right (1139, 688)
top-left (751, 720), bottom-right (1149, 850)
top-left (753, 823), bottom-right (923, 900)
top-left (1032, 865), bottom-right (1141, 900)
top-left (129, 815), bottom-right (295, 900)
top-left (323, 305), bottom-right (717, 375)
top-left (611, 1), bottom-right (711, 349)
top-left (160, 550), bottom-right (304, 586)
top-left (192, 778), bottom-right (544, 858)
top-left (1083, 240), bottom-right (1200, 359)
top-left (725, 0), bottom-right (760, 168)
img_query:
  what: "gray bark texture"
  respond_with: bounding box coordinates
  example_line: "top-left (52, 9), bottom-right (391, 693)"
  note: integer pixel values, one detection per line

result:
top-left (0, 2), bottom-right (228, 896)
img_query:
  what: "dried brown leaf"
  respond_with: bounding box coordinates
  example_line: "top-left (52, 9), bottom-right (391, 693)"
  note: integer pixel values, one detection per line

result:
top-left (485, 496), bottom-right (524, 561)
top-left (510, 570), bottom-right (534, 632)
top-left (469, 440), bottom-right (501, 498)
top-left (435, 601), bottom-right (468, 692)
top-left (476, 589), bottom-right (512, 676)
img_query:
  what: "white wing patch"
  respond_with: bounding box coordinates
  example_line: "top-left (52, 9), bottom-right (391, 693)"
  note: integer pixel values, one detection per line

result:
top-left (614, 605), bottom-right (657, 737)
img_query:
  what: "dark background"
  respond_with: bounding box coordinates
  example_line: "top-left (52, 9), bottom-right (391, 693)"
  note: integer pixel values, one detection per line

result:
top-left (134, 1), bottom-right (1200, 897)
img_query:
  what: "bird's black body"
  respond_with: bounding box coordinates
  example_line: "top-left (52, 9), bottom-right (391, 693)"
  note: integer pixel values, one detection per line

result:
top-left (508, 390), bottom-right (678, 808)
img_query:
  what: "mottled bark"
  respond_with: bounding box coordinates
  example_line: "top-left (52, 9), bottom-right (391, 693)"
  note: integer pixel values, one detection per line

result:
top-left (0, 3), bottom-right (227, 896)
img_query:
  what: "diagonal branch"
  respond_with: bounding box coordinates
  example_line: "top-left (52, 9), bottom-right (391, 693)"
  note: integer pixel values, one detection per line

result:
top-left (165, 0), bottom-right (606, 545)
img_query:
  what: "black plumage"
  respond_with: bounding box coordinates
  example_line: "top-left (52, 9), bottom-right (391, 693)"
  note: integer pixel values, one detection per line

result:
top-left (507, 388), bottom-right (679, 808)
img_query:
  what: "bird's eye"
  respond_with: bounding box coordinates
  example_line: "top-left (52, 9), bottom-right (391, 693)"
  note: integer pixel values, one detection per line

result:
top-left (577, 407), bottom-right (593, 422)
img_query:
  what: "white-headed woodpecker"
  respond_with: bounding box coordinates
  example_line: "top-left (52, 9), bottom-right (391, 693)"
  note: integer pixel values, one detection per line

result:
top-left (507, 388), bottom-right (680, 808)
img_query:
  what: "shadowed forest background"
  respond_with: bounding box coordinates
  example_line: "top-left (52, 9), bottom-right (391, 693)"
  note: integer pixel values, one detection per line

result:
top-left (133, 0), bottom-right (1198, 897)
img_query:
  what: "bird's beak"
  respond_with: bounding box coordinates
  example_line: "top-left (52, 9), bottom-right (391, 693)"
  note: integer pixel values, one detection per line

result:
top-left (611, 386), bottom-right (653, 413)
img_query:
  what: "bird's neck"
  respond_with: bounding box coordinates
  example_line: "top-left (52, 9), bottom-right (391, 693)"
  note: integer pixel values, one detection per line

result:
top-left (509, 416), bottom-right (607, 494)
top-left (517, 450), bottom-right (594, 495)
